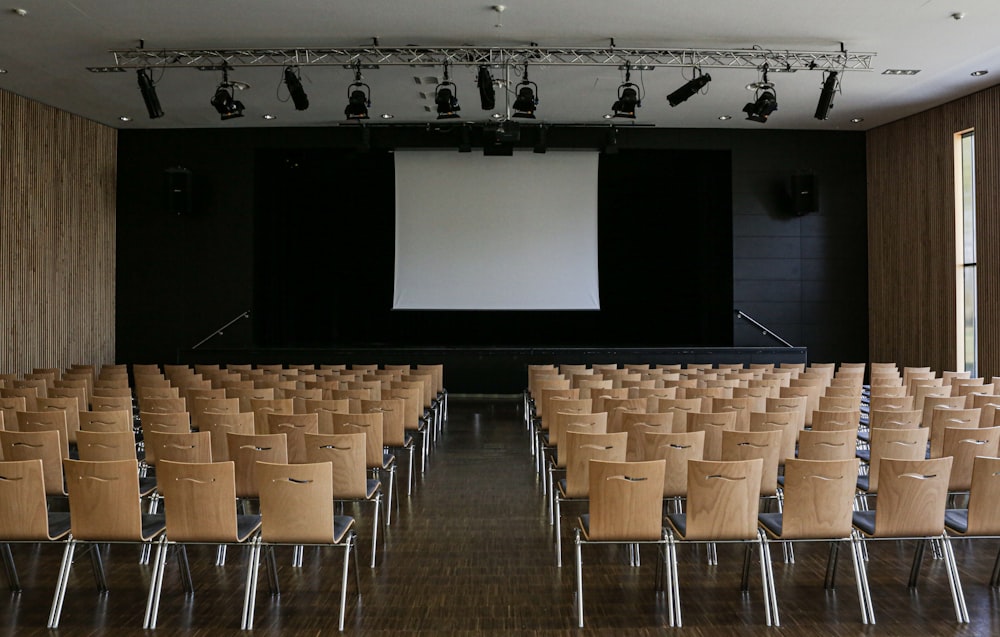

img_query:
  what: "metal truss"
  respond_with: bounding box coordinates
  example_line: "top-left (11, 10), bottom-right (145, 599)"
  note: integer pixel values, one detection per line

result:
top-left (97, 46), bottom-right (875, 72)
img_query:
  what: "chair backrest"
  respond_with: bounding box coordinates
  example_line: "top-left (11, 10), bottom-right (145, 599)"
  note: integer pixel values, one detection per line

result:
top-left (303, 432), bottom-right (369, 499)
top-left (619, 411), bottom-right (674, 461)
top-left (190, 397), bottom-right (240, 429)
top-left (553, 412), bottom-right (608, 468)
top-left (64, 458), bottom-right (144, 541)
top-left (685, 411), bottom-right (737, 461)
top-left (0, 459), bottom-right (53, 539)
top-left (940, 426), bottom-right (1000, 491)
top-left (872, 457), bottom-right (952, 537)
top-left (158, 460), bottom-right (242, 542)
top-left (602, 398), bottom-right (647, 433)
top-left (586, 459), bottom-right (666, 541)
top-left (0, 430), bottom-right (65, 495)
top-left (928, 407), bottom-right (980, 458)
top-left (226, 387), bottom-right (275, 413)
top-left (141, 396), bottom-right (187, 415)
top-left (76, 430), bottom-right (137, 461)
top-left (709, 397), bottom-right (752, 432)
top-left (545, 399), bottom-right (593, 447)
top-left (0, 396), bottom-right (27, 431)
top-left (1, 387), bottom-right (39, 412)
top-left (146, 430), bottom-right (213, 463)
top-left (256, 461), bottom-right (340, 544)
top-left (642, 430), bottom-right (706, 497)
top-left (383, 387), bottom-right (422, 431)
top-left (140, 413), bottom-right (191, 464)
top-left (764, 396), bottom-right (807, 429)
top-left (360, 398), bottom-right (407, 448)
top-left (562, 431), bottom-right (628, 498)
top-left (817, 395), bottom-right (859, 411)
top-left (250, 398), bottom-right (294, 435)
top-left (79, 409), bottom-right (132, 433)
top-left (779, 385), bottom-right (822, 426)
top-left (810, 409), bottom-right (860, 432)
top-left (35, 396), bottom-right (81, 442)
top-left (964, 456), bottom-right (1000, 535)
top-left (720, 428), bottom-right (783, 496)
top-left (865, 426), bottom-right (930, 493)
top-left (748, 411), bottom-right (799, 465)
top-left (921, 395), bottom-right (966, 429)
top-left (17, 410), bottom-right (70, 458)
top-left (302, 398), bottom-right (352, 433)
top-left (684, 458), bottom-right (763, 540)
top-left (796, 428), bottom-right (858, 461)
top-left (330, 412), bottom-right (384, 470)
top-left (869, 409), bottom-right (922, 429)
top-left (265, 412), bottom-right (319, 464)
top-left (869, 394), bottom-right (916, 413)
top-left (779, 458), bottom-right (860, 539)
top-left (227, 432), bottom-right (289, 498)
top-left (200, 412), bottom-right (255, 461)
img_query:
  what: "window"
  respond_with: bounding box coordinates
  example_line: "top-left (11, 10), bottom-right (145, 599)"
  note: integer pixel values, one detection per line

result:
top-left (956, 130), bottom-right (977, 375)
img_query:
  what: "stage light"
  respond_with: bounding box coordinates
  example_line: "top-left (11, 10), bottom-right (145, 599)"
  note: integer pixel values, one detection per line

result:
top-left (435, 63), bottom-right (460, 119)
top-left (210, 67), bottom-right (245, 120)
top-left (512, 63), bottom-right (539, 119)
top-left (814, 70), bottom-right (838, 120)
top-left (344, 62), bottom-right (371, 120)
top-left (136, 68), bottom-right (163, 119)
top-left (743, 64), bottom-right (776, 123)
top-left (284, 66), bottom-right (309, 111)
top-left (667, 70), bottom-right (711, 107)
top-left (477, 65), bottom-right (496, 110)
top-left (611, 62), bottom-right (641, 119)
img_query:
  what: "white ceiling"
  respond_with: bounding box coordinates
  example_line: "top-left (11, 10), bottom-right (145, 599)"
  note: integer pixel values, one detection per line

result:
top-left (2, 0), bottom-right (999, 131)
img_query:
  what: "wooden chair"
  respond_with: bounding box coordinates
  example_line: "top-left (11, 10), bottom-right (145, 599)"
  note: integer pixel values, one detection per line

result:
top-left (48, 459), bottom-right (167, 628)
top-left (928, 407), bottom-right (980, 458)
top-left (329, 413), bottom-right (392, 500)
top-left (145, 430), bottom-right (213, 463)
top-left (0, 396), bottom-right (27, 431)
top-left (944, 456), bottom-right (1000, 586)
top-left (642, 430), bottom-right (706, 511)
top-left (140, 413), bottom-right (191, 467)
top-left (190, 396), bottom-right (240, 429)
top-left (0, 459), bottom-right (71, 591)
top-left (304, 432), bottom-right (383, 568)
top-left (250, 398), bottom-right (293, 435)
top-left (721, 428), bottom-right (783, 503)
top-left (35, 397), bottom-right (81, 444)
top-left (748, 411), bottom-right (800, 467)
top-left (548, 411), bottom-right (608, 523)
top-left (939, 426), bottom-right (1000, 494)
top-left (200, 411), bottom-right (254, 461)
top-left (619, 411), bottom-right (674, 461)
top-left (246, 461), bottom-right (359, 631)
top-left (1, 387), bottom-right (39, 412)
top-left (16, 410), bottom-right (70, 459)
top-left (572, 459), bottom-right (667, 627)
top-left (797, 428), bottom-right (858, 461)
top-left (79, 409), bottom-right (132, 433)
top-left (685, 410), bottom-right (737, 461)
top-left (0, 430), bottom-right (65, 495)
top-left (856, 427), bottom-right (929, 508)
top-left (264, 412), bottom-right (319, 464)
top-left (361, 398), bottom-right (407, 516)
top-left (811, 409), bottom-right (861, 432)
top-left (144, 460), bottom-right (262, 629)
top-left (851, 457), bottom-right (967, 623)
top-left (757, 458), bottom-right (867, 623)
top-left (664, 458), bottom-right (775, 627)
top-left (554, 431), bottom-right (627, 567)
top-left (226, 432), bottom-right (289, 506)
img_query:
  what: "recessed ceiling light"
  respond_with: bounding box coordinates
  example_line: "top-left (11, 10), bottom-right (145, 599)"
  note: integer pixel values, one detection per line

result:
top-left (491, 113), bottom-right (503, 119)
top-left (0, 68), bottom-right (7, 74)
top-left (850, 117), bottom-right (865, 124)
top-left (380, 113), bottom-right (394, 119)
top-left (882, 69), bottom-right (920, 76)
top-left (602, 114), bottom-right (613, 120)
top-left (971, 70), bottom-right (988, 77)
top-left (118, 116), bottom-right (132, 122)
top-left (12, 8), bottom-right (27, 16)
top-left (718, 115), bottom-right (732, 121)
top-left (262, 114), bottom-right (276, 120)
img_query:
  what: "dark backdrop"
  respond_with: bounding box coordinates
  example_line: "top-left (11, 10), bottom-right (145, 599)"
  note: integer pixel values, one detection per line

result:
top-left (116, 125), bottom-right (867, 368)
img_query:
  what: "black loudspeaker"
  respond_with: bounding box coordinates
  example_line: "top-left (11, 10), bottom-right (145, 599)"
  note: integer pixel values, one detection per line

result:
top-left (165, 167), bottom-right (193, 215)
top-left (790, 173), bottom-right (819, 216)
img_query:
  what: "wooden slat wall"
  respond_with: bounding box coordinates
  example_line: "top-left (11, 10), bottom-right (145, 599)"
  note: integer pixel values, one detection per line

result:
top-left (868, 83), bottom-right (1000, 378)
top-left (0, 88), bottom-right (117, 375)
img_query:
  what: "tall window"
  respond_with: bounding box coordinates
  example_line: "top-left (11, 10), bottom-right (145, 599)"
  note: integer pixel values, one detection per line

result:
top-left (956, 130), bottom-right (977, 375)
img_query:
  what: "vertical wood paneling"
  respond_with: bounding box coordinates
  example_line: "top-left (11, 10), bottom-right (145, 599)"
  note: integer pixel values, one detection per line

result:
top-left (0, 88), bottom-right (117, 374)
top-left (868, 83), bottom-right (1000, 379)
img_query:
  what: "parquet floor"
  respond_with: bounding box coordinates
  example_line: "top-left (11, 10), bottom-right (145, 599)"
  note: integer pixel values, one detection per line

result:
top-left (2, 396), bottom-right (1000, 635)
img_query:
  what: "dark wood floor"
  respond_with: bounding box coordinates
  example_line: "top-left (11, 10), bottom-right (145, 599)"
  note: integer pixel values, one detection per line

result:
top-left (3, 396), bottom-right (1000, 635)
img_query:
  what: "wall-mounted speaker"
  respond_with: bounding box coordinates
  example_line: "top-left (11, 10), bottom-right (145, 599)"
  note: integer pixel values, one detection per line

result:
top-left (790, 173), bottom-right (819, 216)
top-left (165, 167), bottom-right (193, 215)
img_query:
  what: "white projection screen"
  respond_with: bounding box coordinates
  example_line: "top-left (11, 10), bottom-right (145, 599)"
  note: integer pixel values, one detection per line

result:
top-left (393, 150), bottom-right (600, 310)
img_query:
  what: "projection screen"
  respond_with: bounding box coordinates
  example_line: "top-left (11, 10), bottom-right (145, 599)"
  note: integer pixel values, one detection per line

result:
top-left (393, 150), bottom-right (600, 310)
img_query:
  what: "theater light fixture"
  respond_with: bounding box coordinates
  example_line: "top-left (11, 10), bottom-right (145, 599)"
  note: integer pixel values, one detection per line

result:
top-left (344, 62), bottom-right (371, 120)
top-left (611, 62), bottom-right (641, 119)
top-left (814, 70), bottom-right (838, 120)
top-left (283, 66), bottom-right (309, 111)
top-left (666, 69), bottom-right (711, 107)
top-left (210, 66), bottom-right (245, 120)
top-left (512, 64), bottom-right (539, 119)
top-left (435, 62), bottom-right (461, 119)
top-left (136, 68), bottom-right (163, 119)
top-left (743, 65), bottom-right (777, 123)
top-left (477, 65), bottom-right (496, 110)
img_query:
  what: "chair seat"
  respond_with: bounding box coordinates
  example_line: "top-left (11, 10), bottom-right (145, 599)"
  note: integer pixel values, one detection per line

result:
top-left (578, 513), bottom-right (591, 539)
top-left (856, 449), bottom-right (871, 463)
top-left (665, 512), bottom-right (687, 538)
top-left (382, 453), bottom-right (395, 470)
top-left (851, 510), bottom-right (876, 536)
top-left (332, 515), bottom-right (355, 544)
top-left (856, 475), bottom-right (870, 491)
top-left (139, 476), bottom-right (158, 497)
top-left (758, 512), bottom-right (783, 537)
top-left (235, 514), bottom-right (263, 542)
top-left (140, 514), bottom-right (167, 541)
top-left (944, 509), bottom-right (969, 535)
top-left (366, 479), bottom-right (381, 500)
top-left (47, 512), bottom-right (72, 539)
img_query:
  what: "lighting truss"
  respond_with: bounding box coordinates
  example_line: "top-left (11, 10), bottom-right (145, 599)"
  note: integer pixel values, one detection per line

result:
top-left (92, 46), bottom-right (875, 73)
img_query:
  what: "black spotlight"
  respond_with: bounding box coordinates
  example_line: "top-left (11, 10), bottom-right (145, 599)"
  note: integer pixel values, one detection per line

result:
top-left (211, 85), bottom-right (244, 120)
top-left (435, 63), bottom-right (460, 119)
top-left (814, 71), bottom-right (838, 120)
top-left (611, 63), bottom-right (641, 119)
top-left (743, 90), bottom-right (777, 123)
top-left (344, 63), bottom-right (371, 120)
top-left (136, 69), bottom-right (163, 119)
top-left (667, 71), bottom-right (711, 107)
top-left (284, 67), bottom-right (309, 111)
top-left (512, 63), bottom-right (539, 119)
top-left (477, 65), bottom-right (496, 110)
